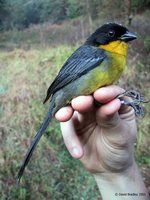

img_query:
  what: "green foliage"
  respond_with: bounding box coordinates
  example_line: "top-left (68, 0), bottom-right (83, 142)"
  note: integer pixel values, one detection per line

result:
top-left (144, 36), bottom-right (150, 51)
top-left (140, 156), bottom-right (150, 165)
top-left (0, 0), bottom-right (7, 28)
top-left (39, 0), bottom-right (68, 23)
top-left (0, 0), bottom-right (150, 30)
top-left (132, 0), bottom-right (150, 12)
top-left (1, 0), bottom-right (79, 29)
top-left (66, 0), bottom-right (84, 19)
top-left (5, 0), bottom-right (27, 29)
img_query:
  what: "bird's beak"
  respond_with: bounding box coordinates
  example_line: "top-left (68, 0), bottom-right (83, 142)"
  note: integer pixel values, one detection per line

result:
top-left (120, 31), bottom-right (137, 42)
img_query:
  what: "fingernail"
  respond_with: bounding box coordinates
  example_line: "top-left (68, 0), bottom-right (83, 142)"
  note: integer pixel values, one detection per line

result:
top-left (71, 147), bottom-right (80, 157)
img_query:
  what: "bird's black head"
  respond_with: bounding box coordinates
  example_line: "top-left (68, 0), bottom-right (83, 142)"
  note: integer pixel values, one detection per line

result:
top-left (85, 23), bottom-right (137, 46)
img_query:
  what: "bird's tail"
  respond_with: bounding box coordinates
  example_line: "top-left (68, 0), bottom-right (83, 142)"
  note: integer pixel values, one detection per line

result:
top-left (17, 97), bottom-right (55, 182)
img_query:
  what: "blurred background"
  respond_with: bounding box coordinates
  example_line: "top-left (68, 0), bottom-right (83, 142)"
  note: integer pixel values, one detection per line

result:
top-left (0, 0), bottom-right (150, 199)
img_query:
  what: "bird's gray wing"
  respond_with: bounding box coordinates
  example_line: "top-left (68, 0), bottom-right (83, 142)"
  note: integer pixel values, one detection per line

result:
top-left (43, 45), bottom-right (106, 103)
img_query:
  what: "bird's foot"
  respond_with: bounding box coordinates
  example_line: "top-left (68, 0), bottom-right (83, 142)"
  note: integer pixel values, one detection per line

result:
top-left (117, 90), bottom-right (149, 117)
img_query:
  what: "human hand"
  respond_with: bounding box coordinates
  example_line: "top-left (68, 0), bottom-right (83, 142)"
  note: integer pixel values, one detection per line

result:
top-left (55, 85), bottom-right (137, 174)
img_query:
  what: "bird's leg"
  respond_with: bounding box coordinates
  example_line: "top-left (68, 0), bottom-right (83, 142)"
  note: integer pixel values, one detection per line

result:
top-left (116, 90), bottom-right (149, 117)
top-left (117, 90), bottom-right (146, 103)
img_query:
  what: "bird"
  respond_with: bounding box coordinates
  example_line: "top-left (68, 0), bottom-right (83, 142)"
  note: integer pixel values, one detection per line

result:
top-left (17, 22), bottom-right (137, 181)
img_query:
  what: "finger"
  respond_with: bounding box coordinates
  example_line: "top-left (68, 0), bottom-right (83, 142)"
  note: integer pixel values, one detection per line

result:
top-left (96, 98), bottom-right (121, 127)
top-left (60, 120), bottom-right (84, 159)
top-left (71, 95), bottom-right (94, 113)
top-left (55, 106), bottom-right (73, 122)
top-left (71, 96), bottom-right (95, 129)
top-left (55, 95), bottom-right (94, 121)
top-left (94, 85), bottom-right (125, 104)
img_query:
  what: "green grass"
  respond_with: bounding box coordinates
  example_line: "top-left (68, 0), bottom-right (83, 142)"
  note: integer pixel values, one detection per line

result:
top-left (0, 46), bottom-right (101, 200)
top-left (0, 39), bottom-right (149, 199)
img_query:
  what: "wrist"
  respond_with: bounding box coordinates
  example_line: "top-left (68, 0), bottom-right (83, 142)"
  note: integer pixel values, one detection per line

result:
top-left (93, 161), bottom-right (149, 200)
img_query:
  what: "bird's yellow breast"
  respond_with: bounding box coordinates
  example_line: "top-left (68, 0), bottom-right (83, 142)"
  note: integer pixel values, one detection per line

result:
top-left (80, 52), bottom-right (126, 95)
top-left (99, 41), bottom-right (128, 57)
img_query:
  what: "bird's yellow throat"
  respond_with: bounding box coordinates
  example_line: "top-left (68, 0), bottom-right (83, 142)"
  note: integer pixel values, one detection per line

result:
top-left (99, 41), bottom-right (128, 56)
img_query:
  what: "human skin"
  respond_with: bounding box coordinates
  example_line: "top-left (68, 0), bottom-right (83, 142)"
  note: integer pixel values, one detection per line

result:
top-left (55, 85), bottom-right (149, 200)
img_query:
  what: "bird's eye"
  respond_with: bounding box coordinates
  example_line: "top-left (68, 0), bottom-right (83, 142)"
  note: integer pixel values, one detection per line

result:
top-left (108, 30), bottom-right (115, 37)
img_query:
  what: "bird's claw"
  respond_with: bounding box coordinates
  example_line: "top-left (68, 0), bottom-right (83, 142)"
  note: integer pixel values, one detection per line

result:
top-left (117, 90), bottom-right (149, 117)
top-left (117, 90), bottom-right (147, 103)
